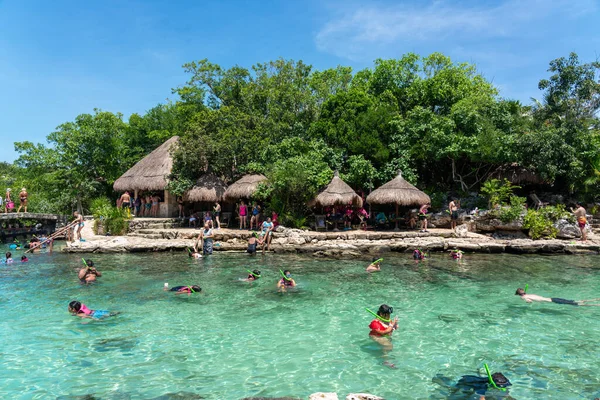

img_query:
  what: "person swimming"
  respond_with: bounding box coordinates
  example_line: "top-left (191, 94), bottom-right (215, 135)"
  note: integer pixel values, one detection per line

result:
top-left (515, 288), bottom-right (600, 306)
top-left (433, 368), bottom-right (511, 399)
top-left (21, 255), bottom-right (28, 262)
top-left (5, 251), bottom-right (13, 264)
top-left (166, 285), bottom-right (202, 294)
top-left (68, 301), bottom-right (117, 319)
top-left (413, 249), bottom-right (425, 260)
top-left (366, 257), bottom-right (382, 273)
top-left (277, 270), bottom-right (296, 289)
top-left (246, 269), bottom-right (261, 281)
top-left (450, 249), bottom-right (463, 260)
top-left (188, 247), bottom-right (202, 259)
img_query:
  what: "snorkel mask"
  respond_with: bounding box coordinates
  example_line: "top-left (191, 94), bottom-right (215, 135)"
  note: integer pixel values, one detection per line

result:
top-left (280, 270), bottom-right (292, 281)
top-left (247, 269), bottom-right (261, 278)
top-left (484, 364), bottom-right (508, 391)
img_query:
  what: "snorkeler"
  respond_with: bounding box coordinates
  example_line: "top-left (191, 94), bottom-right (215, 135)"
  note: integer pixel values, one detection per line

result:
top-left (165, 285), bottom-right (202, 295)
top-left (368, 304), bottom-right (399, 337)
top-left (433, 365), bottom-right (511, 399)
top-left (277, 270), bottom-right (296, 289)
top-left (413, 249), bottom-right (425, 261)
top-left (78, 259), bottom-right (102, 283)
top-left (515, 288), bottom-right (600, 306)
top-left (450, 249), bottom-right (463, 260)
top-left (366, 257), bottom-right (382, 273)
top-left (245, 269), bottom-right (261, 281)
top-left (68, 301), bottom-right (117, 319)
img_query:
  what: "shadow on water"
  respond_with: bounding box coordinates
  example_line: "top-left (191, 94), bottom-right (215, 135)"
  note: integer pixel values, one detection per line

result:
top-left (92, 337), bottom-right (138, 353)
top-left (57, 392), bottom-right (205, 400)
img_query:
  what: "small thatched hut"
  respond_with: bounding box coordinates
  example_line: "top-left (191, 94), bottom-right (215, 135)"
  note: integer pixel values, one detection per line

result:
top-left (184, 173), bottom-right (228, 203)
top-left (367, 171), bottom-right (430, 230)
top-left (113, 136), bottom-right (179, 217)
top-left (223, 174), bottom-right (267, 201)
top-left (312, 171), bottom-right (363, 208)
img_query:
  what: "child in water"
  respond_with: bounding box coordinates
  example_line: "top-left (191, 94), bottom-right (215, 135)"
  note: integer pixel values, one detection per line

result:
top-left (277, 270), bottom-right (296, 289)
top-left (413, 249), bottom-right (425, 261)
top-left (164, 284), bottom-right (202, 294)
top-left (5, 252), bottom-right (13, 264)
top-left (366, 257), bottom-right (382, 273)
top-left (68, 301), bottom-right (117, 319)
top-left (21, 255), bottom-right (28, 262)
top-left (247, 232), bottom-right (260, 255)
top-left (245, 269), bottom-right (261, 281)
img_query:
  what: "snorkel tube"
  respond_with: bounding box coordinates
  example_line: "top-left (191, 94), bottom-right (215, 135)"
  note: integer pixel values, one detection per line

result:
top-left (373, 258), bottom-right (383, 264)
top-left (81, 258), bottom-right (88, 267)
top-left (247, 269), bottom-right (261, 278)
top-left (187, 286), bottom-right (197, 293)
top-left (484, 363), bottom-right (506, 391)
top-left (365, 308), bottom-right (391, 323)
top-left (524, 284), bottom-right (528, 293)
top-left (280, 269), bottom-right (291, 281)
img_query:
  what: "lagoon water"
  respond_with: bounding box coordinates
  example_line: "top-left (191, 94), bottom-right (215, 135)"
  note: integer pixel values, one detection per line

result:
top-left (1, 246), bottom-right (599, 399)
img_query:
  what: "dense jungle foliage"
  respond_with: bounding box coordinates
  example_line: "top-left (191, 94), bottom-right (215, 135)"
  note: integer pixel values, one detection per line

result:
top-left (8, 52), bottom-right (600, 218)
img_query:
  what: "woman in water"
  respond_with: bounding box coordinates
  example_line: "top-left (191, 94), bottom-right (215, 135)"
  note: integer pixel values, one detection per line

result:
top-left (4, 252), bottom-right (13, 264)
top-left (413, 249), bottom-right (426, 261)
top-left (369, 304), bottom-right (399, 338)
top-left (68, 301), bottom-right (117, 319)
top-left (164, 285), bottom-right (202, 294)
top-left (201, 222), bottom-right (214, 255)
top-left (450, 249), bottom-right (463, 260)
top-left (277, 270), bottom-right (296, 289)
top-left (79, 260), bottom-right (102, 283)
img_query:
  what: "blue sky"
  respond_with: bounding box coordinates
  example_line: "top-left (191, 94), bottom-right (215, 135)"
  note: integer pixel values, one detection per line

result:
top-left (1, 0), bottom-right (599, 162)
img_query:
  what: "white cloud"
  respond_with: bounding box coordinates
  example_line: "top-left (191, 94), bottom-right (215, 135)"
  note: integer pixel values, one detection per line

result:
top-left (315, 0), bottom-right (597, 60)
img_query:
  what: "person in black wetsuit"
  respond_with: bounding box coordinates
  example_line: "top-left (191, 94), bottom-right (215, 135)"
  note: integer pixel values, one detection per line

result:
top-left (433, 369), bottom-right (512, 399)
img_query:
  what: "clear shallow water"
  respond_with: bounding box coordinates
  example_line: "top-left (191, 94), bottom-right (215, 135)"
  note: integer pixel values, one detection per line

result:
top-left (1, 246), bottom-right (599, 400)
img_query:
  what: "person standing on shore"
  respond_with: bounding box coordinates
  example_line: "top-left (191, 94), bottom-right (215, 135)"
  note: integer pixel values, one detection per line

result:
top-left (239, 201), bottom-right (248, 230)
top-left (213, 202), bottom-right (221, 229)
top-left (177, 196), bottom-right (184, 219)
top-left (201, 221), bottom-right (214, 255)
top-left (419, 203), bottom-right (430, 232)
top-left (73, 211), bottom-right (85, 242)
top-left (570, 202), bottom-right (587, 242)
top-left (4, 188), bottom-right (12, 213)
top-left (449, 198), bottom-right (459, 231)
top-left (17, 188), bottom-right (28, 213)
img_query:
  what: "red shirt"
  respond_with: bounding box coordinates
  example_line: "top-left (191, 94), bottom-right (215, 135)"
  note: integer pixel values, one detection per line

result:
top-left (369, 319), bottom-right (389, 336)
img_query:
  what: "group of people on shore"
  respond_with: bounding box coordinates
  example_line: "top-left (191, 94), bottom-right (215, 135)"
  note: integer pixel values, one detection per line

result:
top-left (118, 191), bottom-right (161, 217)
top-left (2, 188), bottom-right (29, 213)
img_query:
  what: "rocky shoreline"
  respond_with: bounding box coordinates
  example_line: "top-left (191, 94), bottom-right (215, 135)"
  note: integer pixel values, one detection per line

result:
top-left (62, 221), bottom-right (600, 256)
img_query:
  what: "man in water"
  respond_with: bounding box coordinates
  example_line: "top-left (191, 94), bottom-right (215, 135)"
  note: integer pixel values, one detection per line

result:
top-left (570, 202), bottom-right (587, 242)
top-left (433, 369), bottom-right (511, 399)
top-left (515, 288), bottom-right (600, 306)
top-left (79, 260), bottom-right (102, 284)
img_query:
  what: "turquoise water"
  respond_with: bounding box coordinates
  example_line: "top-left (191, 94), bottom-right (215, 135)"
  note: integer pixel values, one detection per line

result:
top-left (1, 246), bottom-right (599, 399)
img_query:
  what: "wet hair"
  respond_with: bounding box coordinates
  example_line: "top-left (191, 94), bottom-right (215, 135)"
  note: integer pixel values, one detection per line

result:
top-left (69, 301), bottom-right (82, 312)
top-left (190, 285), bottom-right (202, 293)
top-left (21, 255), bottom-right (27, 261)
top-left (378, 304), bottom-right (393, 316)
top-left (86, 260), bottom-right (94, 267)
top-left (252, 269), bottom-right (261, 277)
top-left (491, 372), bottom-right (510, 387)
top-left (515, 288), bottom-right (525, 296)
top-left (283, 270), bottom-right (291, 275)
top-left (6, 252), bottom-right (11, 258)
top-left (372, 257), bottom-right (381, 262)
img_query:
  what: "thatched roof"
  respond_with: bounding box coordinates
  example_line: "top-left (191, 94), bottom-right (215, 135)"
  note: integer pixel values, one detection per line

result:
top-left (184, 173), bottom-right (227, 203)
top-left (312, 171), bottom-right (363, 208)
top-left (491, 163), bottom-right (547, 185)
top-left (224, 174), bottom-right (267, 200)
top-left (367, 171), bottom-right (430, 206)
top-left (113, 136), bottom-right (179, 192)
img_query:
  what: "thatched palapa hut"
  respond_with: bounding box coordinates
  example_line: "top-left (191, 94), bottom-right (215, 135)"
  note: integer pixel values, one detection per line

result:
top-left (223, 174), bottom-right (267, 201)
top-left (113, 136), bottom-right (179, 217)
top-left (312, 171), bottom-right (363, 208)
top-left (367, 171), bottom-right (430, 230)
top-left (184, 173), bottom-right (228, 203)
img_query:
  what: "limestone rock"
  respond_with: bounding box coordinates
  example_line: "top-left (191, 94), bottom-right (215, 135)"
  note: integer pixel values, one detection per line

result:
top-left (454, 224), bottom-right (469, 238)
top-left (554, 219), bottom-right (581, 239)
top-left (309, 393), bottom-right (338, 400)
top-left (346, 394), bottom-right (384, 400)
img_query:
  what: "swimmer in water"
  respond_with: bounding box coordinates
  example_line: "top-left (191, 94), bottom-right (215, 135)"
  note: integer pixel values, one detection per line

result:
top-left (369, 304), bottom-right (399, 337)
top-left (413, 249), bottom-right (425, 261)
top-left (433, 368), bottom-right (511, 400)
top-left (188, 247), bottom-right (202, 259)
top-left (247, 232), bottom-right (259, 256)
top-left (5, 252), bottom-right (13, 264)
top-left (166, 285), bottom-right (202, 295)
top-left (21, 255), bottom-right (28, 262)
top-left (245, 269), bottom-right (261, 281)
top-left (515, 288), bottom-right (600, 306)
top-left (68, 301), bottom-right (117, 319)
top-left (366, 257), bottom-right (382, 273)
top-left (277, 270), bottom-right (296, 289)
top-left (78, 259), bottom-right (102, 283)
top-left (450, 249), bottom-right (463, 260)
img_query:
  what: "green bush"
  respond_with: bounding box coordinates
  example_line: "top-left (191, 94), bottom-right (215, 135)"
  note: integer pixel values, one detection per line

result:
top-left (498, 195), bottom-right (526, 223)
top-left (523, 209), bottom-right (558, 239)
top-left (91, 197), bottom-right (130, 235)
top-left (481, 179), bottom-right (520, 208)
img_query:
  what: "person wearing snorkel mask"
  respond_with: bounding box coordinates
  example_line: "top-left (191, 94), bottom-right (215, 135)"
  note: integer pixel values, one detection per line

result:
top-left (366, 257), bottom-right (382, 273)
top-left (277, 270), bottom-right (296, 289)
top-left (433, 367), bottom-right (511, 399)
top-left (245, 270), bottom-right (261, 281)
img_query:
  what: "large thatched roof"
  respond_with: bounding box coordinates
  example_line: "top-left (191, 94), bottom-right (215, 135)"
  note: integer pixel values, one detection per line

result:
top-left (184, 173), bottom-right (228, 203)
top-left (113, 136), bottom-right (179, 192)
top-left (491, 163), bottom-right (547, 185)
top-left (224, 174), bottom-right (267, 200)
top-left (367, 171), bottom-right (430, 206)
top-left (312, 171), bottom-right (363, 208)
